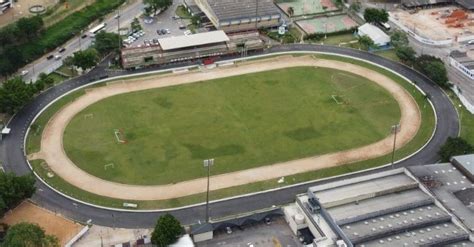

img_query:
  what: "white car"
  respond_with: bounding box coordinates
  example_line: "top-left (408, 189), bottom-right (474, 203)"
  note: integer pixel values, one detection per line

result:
top-left (20, 70), bottom-right (29, 76)
top-left (468, 40), bottom-right (474, 45)
top-left (184, 30), bottom-right (192, 36)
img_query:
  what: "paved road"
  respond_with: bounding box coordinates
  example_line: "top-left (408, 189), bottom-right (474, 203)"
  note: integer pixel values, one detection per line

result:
top-left (20, 0), bottom-right (144, 82)
top-left (0, 44), bottom-right (459, 228)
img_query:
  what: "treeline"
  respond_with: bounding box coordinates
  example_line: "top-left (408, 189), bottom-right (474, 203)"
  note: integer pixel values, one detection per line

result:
top-left (391, 31), bottom-right (449, 87)
top-left (0, 0), bottom-right (125, 77)
top-left (0, 172), bottom-right (36, 217)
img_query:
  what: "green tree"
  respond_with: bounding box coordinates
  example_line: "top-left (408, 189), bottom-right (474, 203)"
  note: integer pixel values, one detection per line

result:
top-left (438, 137), bottom-right (473, 162)
top-left (144, 0), bottom-right (173, 15)
top-left (287, 7), bottom-right (294, 17)
top-left (415, 55), bottom-right (449, 87)
top-left (390, 30), bottom-right (409, 48)
top-left (151, 214), bottom-right (183, 247)
top-left (94, 32), bottom-right (121, 56)
top-left (350, 2), bottom-right (361, 12)
top-left (0, 77), bottom-right (36, 114)
top-left (395, 46), bottom-right (416, 64)
top-left (0, 173), bottom-right (36, 217)
top-left (363, 8), bottom-right (388, 24)
top-left (358, 35), bottom-right (375, 50)
top-left (72, 48), bottom-right (99, 71)
top-left (16, 16), bottom-right (44, 39)
top-left (2, 222), bottom-right (59, 247)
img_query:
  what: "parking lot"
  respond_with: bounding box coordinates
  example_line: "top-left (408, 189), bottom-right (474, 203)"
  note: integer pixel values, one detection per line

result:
top-left (197, 217), bottom-right (302, 247)
top-left (123, 0), bottom-right (194, 48)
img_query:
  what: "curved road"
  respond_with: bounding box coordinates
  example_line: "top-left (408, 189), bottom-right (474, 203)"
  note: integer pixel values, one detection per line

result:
top-left (0, 44), bottom-right (459, 228)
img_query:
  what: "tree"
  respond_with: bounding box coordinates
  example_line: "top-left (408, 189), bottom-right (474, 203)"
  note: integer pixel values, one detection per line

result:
top-left (0, 172), bottom-right (36, 217)
top-left (151, 214), bottom-right (183, 247)
top-left (143, 0), bottom-right (173, 16)
top-left (16, 16), bottom-right (44, 39)
top-left (415, 55), bottom-right (449, 87)
top-left (390, 30), bottom-right (409, 49)
top-left (287, 7), bottom-right (294, 17)
top-left (438, 137), bottom-right (473, 162)
top-left (363, 8), bottom-right (389, 24)
top-left (395, 46), bottom-right (416, 64)
top-left (0, 77), bottom-right (36, 114)
top-left (94, 32), bottom-right (121, 56)
top-left (358, 35), bottom-right (375, 50)
top-left (2, 222), bottom-right (59, 247)
top-left (350, 2), bottom-right (361, 12)
top-left (72, 48), bottom-right (99, 71)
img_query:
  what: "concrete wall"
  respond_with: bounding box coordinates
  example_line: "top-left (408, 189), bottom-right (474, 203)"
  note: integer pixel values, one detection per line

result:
top-left (193, 231), bottom-right (213, 242)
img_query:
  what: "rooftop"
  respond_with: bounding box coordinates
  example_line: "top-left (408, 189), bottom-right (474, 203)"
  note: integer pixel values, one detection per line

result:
top-left (201, 0), bottom-right (280, 22)
top-left (158, 31), bottom-right (229, 51)
top-left (452, 154), bottom-right (474, 177)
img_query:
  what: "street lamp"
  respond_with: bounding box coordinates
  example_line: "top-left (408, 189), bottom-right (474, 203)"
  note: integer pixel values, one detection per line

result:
top-left (391, 124), bottom-right (400, 169)
top-left (203, 158), bottom-right (214, 223)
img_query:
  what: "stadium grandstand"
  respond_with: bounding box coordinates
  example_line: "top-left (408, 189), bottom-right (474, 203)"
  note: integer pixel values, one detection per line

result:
top-left (194, 0), bottom-right (282, 33)
top-left (402, 0), bottom-right (474, 10)
top-left (120, 30), bottom-right (265, 69)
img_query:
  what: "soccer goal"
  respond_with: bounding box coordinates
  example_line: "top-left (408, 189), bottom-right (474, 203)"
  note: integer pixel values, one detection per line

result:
top-left (104, 163), bottom-right (115, 170)
top-left (114, 129), bottom-right (127, 144)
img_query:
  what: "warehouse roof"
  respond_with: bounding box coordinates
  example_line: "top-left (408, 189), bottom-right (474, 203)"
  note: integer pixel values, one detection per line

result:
top-left (203, 0), bottom-right (280, 21)
top-left (358, 23), bottom-right (390, 46)
top-left (158, 30), bottom-right (229, 51)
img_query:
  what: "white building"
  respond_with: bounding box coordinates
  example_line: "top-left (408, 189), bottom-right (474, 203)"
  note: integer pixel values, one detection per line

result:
top-left (0, 0), bottom-right (12, 15)
top-left (450, 50), bottom-right (474, 80)
top-left (357, 23), bottom-right (390, 47)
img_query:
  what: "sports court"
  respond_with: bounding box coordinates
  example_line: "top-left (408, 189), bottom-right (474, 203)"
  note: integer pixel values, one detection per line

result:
top-left (276, 0), bottom-right (339, 16)
top-left (297, 15), bottom-right (358, 34)
top-left (391, 7), bottom-right (474, 41)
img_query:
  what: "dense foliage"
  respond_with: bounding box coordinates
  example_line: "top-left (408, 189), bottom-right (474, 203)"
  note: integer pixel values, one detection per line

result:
top-left (72, 48), bottom-right (100, 71)
top-left (438, 137), bottom-right (473, 162)
top-left (0, 173), bottom-right (36, 217)
top-left (414, 55), bottom-right (449, 87)
top-left (94, 32), bottom-right (121, 56)
top-left (1, 222), bottom-right (58, 247)
top-left (151, 214), bottom-right (183, 247)
top-left (144, 0), bottom-right (173, 15)
top-left (358, 35), bottom-right (375, 51)
top-left (363, 8), bottom-right (389, 24)
top-left (0, 77), bottom-right (36, 115)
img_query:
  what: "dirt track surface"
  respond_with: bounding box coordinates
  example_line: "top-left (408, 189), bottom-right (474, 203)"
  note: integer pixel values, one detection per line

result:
top-left (31, 56), bottom-right (421, 200)
top-left (0, 201), bottom-right (84, 246)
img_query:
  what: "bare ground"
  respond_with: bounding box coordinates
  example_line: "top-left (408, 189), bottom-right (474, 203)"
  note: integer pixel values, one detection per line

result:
top-left (30, 56), bottom-right (421, 200)
top-left (0, 201), bottom-right (84, 246)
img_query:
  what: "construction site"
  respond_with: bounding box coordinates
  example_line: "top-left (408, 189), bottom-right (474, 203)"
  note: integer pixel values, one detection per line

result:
top-left (391, 6), bottom-right (474, 42)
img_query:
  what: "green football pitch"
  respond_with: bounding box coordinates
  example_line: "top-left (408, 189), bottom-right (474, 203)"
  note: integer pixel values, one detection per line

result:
top-left (63, 66), bottom-right (400, 185)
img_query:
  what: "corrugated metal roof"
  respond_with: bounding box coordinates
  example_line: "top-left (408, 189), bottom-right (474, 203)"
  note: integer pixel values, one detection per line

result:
top-left (158, 30), bottom-right (229, 51)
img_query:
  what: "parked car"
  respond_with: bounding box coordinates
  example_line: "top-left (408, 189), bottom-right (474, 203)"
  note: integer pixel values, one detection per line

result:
top-left (172, 15), bottom-right (180, 20)
top-left (46, 54), bottom-right (54, 60)
top-left (58, 48), bottom-right (66, 53)
top-left (184, 30), bottom-right (192, 36)
top-left (20, 70), bottom-right (29, 76)
top-left (179, 24), bottom-right (186, 30)
top-left (54, 55), bottom-right (62, 60)
top-left (81, 34), bottom-right (88, 39)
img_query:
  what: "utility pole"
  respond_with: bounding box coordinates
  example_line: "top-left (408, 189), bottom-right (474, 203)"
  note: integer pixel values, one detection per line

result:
top-left (117, 8), bottom-right (121, 48)
top-left (391, 124), bottom-right (400, 169)
top-left (203, 158), bottom-right (214, 223)
top-left (255, 0), bottom-right (259, 30)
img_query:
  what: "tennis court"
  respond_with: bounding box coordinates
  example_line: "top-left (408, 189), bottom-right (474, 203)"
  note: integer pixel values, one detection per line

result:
top-left (297, 15), bottom-right (358, 34)
top-left (276, 0), bottom-right (339, 16)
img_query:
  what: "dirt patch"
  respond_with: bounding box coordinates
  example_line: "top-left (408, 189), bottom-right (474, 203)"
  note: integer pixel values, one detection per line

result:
top-left (0, 201), bottom-right (84, 246)
top-left (31, 55), bottom-right (421, 200)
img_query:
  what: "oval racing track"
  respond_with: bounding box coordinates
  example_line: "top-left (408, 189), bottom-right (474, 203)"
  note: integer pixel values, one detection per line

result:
top-left (0, 45), bottom-right (459, 227)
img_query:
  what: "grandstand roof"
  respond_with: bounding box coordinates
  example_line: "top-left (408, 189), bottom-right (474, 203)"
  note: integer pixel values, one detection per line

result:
top-left (456, 0), bottom-right (474, 10)
top-left (158, 30), bottom-right (229, 51)
top-left (201, 0), bottom-right (280, 22)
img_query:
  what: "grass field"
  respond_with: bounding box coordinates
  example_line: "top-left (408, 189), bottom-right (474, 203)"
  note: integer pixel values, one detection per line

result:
top-left (27, 54), bottom-right (436, 209)
top-left (62, 66), bottom-right (400, 185)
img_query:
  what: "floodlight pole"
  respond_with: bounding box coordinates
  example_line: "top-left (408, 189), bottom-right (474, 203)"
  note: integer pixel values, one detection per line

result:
top-left (204, 158), bottom-right (214, 223)
top-left (391, 124), bottom-right (400, 169)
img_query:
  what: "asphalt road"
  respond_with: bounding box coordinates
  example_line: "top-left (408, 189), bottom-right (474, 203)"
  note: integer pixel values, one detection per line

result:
top-left (0, 44), bottom-right (459, 228)
top-left (19, 0), bottom-right (144, 82)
